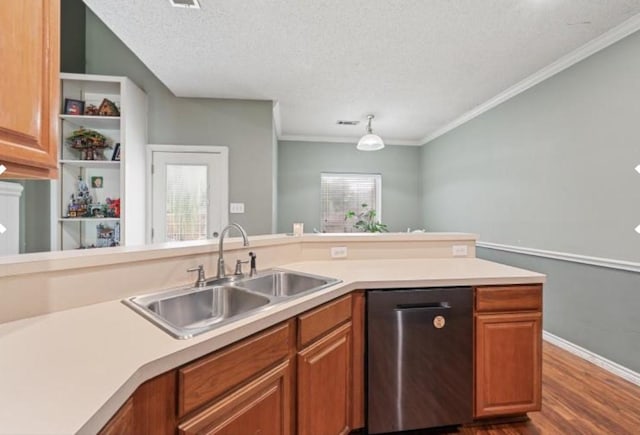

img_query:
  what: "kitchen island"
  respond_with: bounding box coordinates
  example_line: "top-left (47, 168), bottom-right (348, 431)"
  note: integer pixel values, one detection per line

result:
top-left (0, 233), bottom-right (545, 434)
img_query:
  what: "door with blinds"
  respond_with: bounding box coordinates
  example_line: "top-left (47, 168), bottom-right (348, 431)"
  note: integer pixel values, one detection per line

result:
top-left (320, 173), bottom-right (382, 233)
top-left (151, 147), bottom-right (228, 243)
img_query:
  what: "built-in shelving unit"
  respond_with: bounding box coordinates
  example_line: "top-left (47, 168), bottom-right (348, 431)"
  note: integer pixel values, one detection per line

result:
top-left (52, 73), bottom-right (147, 251)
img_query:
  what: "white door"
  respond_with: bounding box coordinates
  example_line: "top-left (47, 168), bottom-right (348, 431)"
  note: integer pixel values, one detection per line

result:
top-left (151, 147), bottom-right (228, 243)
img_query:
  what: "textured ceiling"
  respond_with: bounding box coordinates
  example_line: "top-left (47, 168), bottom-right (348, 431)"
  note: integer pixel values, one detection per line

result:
top-left (84, 0), bottom-right (640, 145)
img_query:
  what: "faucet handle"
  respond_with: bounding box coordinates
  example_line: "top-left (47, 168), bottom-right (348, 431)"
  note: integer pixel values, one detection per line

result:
top-left (187, 265), bottom-right (206, 287)
top-left (234, 259), bottom-right (249, 276)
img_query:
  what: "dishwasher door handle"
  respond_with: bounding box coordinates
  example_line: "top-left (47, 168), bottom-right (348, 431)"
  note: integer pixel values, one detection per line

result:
top-left (394, 302), bottom-right (451, 312)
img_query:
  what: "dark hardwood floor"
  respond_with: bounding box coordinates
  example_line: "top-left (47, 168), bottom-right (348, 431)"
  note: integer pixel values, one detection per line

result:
top-left (453, 341), bottom-right (640, 434)
top-left (394, 341), bottom-right (640, 435)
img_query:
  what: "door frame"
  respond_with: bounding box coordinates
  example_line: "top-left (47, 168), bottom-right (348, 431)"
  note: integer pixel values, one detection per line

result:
top-left (146, 144), bottom-right (229, 244)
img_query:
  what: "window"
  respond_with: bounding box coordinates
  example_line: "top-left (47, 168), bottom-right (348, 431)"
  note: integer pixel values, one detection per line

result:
top-left (165, 164), bottom-right (208, 241)
top-left (150, 145), bottom-right (229, 243)
top-left (321, 173), bottom-right (382, 233)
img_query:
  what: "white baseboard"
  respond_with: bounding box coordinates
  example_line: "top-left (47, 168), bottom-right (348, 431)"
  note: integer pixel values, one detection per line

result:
top-left (543, 331), bottom-right (640, 387)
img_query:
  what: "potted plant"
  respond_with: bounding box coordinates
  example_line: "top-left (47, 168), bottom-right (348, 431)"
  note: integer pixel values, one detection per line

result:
top-left (345, 203), bottom-right (388, 233)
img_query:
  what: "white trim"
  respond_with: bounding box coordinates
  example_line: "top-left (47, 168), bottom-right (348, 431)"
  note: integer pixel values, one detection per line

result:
top-left (60, 72), bottom-right (126, 83)
top-left (278, 134), bottom-right (423, 147)
top-left (272, 101), bottom-right (282, 138)
top-left (420, 12), bottom-right (640, 145)
top-left (146, 144), bottom-right (229, 243)
top-left (0, 181), bottom-right (24, 197)
top-left (477, 241), bottom-right (640, 273)
top-left (543, 331), bottom-right (640, 387)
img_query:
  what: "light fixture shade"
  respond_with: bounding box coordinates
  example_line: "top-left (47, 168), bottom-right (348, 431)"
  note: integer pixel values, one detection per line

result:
top-left (356, 114), bottom-right (384, 151)
top-left (357, 133), bottom-right (385, 151)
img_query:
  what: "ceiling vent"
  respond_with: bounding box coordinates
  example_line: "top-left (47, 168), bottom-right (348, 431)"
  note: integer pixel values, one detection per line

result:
top-left (336, 120), bottom-right (360, 126)
top-left (169, 0), bottom-right (201, 9)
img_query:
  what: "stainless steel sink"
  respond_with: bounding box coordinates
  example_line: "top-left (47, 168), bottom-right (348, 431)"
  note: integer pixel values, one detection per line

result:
top-left (235, 270), bottom-right (340, 297)
top-left (123, 269), bottom-right (341, 339)
top-left (124, 286), bottom-right (271, 339)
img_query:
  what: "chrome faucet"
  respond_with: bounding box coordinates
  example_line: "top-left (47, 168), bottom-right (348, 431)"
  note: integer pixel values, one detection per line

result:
top-left (187, 264), bottom-right (207, 287)
top-left (217, 223), bottom-right (249, 279)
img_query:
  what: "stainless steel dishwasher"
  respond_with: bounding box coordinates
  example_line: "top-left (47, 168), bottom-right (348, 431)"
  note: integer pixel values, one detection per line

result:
top-left (367, 287), bottom-right (473, 433)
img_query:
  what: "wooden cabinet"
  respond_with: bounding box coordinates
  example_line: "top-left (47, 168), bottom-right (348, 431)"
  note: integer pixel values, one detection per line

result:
top-left (474, 285), bottom-right (543, 418)
top-left (0, 0), bottom-right (60, 179)
top-left (298, 322), bottom-right (352, 435)
top-left (178, 361), bottom-right (292, 435)
top-left (99, 398), bottom-right (134, 435)
top-left (296, 294), bottom-right (358, 435)
top-left (98, 370), bottom-right (177, 435)
top-left (178, 322), bottom-right (291, 418)
top-left (350, 291), bottom-right (365, 429)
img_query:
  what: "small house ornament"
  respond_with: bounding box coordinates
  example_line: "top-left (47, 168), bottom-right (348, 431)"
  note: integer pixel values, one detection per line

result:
top-left (98, 98), bottom-right (120, 117)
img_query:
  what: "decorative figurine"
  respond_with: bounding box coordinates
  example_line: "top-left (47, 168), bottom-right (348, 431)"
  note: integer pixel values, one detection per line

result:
top-left (66, 176), bottom-right (93, 218)
top-left (84, 104), bottom-right (99, 116)
top-left (66, 128), bottom-right (112, 160)
top-left (98, 98), bottom-right (120, 117)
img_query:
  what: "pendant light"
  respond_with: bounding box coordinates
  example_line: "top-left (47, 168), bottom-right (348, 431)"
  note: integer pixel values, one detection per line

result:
top-left (356, 114), bottom-right (384, 151)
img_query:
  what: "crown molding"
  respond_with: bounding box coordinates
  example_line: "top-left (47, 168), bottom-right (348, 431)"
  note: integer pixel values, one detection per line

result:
top-left (278, 134), bottom-right (423, 146)
top-left (272, 101), bottom-right (282, 137)
top-left (420, 12), bottom-right (640, 145)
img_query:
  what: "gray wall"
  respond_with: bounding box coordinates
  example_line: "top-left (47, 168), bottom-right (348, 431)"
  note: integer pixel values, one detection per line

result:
top-left (85, 10), bottom-right (276, 235)
top-left (61, 0), bottom-right (85, 73)
top-left (16, 181), bottom-right (51, 254)
top-left (421, 32), bottom-right (640, 263)
top-left (278, 140), bottom-right (422, 233)
top-left (421, 31), bottom-right (640, 370)
top-left (479, 248), bottom-right (640, 373)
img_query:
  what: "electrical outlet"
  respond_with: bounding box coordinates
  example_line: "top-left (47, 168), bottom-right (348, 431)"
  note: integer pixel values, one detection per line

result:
top-left (452, 245), bottom-right (468, 257)
top-left (331, 246), bottom-right (348, 258)
top-left (230, 203), bottom-right (245, 214)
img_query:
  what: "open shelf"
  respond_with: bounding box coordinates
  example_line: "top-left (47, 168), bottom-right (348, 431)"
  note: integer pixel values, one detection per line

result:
top-left (60, 160), bottom-right (120, 169)
top-left (54, 73), bottom-right (147, 251)
top-left (59, 217), bottom-right (120, 222)
top-left (60, 114), bottom-right (120, 130)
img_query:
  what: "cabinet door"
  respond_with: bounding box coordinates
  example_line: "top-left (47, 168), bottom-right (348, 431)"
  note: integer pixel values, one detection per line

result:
top-left (178, 361), bottom-right (292, 435)
top-left (98, 370), bottom-right (176, 435)
top-left (298, 322), bottom-right (352, 435)
top-left (475, 312), bottom-right (542, 417)
top-left (0, 0), bottom-right (59, 179)
top-left (99, 398), bottom-right (134, 435)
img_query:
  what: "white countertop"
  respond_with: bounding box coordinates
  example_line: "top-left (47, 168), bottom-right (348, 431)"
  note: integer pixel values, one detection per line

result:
top-left (0, 257), bottom-right (544, 435)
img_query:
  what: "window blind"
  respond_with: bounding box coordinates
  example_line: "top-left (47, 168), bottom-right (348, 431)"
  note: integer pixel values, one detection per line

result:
top-left (320, 173), bottom-right (381, 233)
top-left (165, 164), bottom-right (208, 241)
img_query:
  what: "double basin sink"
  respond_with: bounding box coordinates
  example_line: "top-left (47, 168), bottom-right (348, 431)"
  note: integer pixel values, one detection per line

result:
top-left (123, 270), bottom-right (341, 339)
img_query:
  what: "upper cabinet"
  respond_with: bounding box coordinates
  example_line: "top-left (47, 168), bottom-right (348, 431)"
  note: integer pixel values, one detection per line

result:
top-left (0, 0), bottom-right (60, 179)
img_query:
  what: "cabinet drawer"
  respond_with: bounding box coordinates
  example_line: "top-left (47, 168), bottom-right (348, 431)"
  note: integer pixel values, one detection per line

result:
top-left (476, 285), bottom-right (542, 313)
top-left (298, 295), bottom-right (352, 347)
top-left (178, 360), bottom-right (292, 435)
top-left (178, 321), bottom-right (290, 417)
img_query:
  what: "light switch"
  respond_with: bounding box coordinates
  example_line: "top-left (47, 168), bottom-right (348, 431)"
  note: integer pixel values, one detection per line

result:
top-left (230, 203), bottom-right (245, 214)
